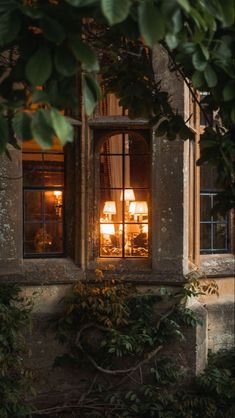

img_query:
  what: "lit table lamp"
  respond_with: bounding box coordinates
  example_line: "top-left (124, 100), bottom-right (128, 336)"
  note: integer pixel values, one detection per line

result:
top-left (120, 189), bottom-right (135, 203)
top-left (103, 201), bottom-right (116, 220)
top-left (120, 189), bottom-right (135, 221)
top-left (53, 190), bottom-right (63, 218)
top-left (130, 201), bottom-right (148, 223)
top-left (100, 223), bottom-right (115, 240)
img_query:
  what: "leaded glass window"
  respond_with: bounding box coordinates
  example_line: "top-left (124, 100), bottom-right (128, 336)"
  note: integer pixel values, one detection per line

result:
top-left (99, 132), bottom-right (150, 258)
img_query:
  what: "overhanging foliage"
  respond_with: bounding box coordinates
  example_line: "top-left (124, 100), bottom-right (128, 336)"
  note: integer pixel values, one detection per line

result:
top-left (0, 0), bottom-right (234, 211)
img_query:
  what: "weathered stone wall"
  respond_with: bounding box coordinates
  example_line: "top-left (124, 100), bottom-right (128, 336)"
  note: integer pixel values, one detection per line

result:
top-left (0, 148), bottom-right (22, 274)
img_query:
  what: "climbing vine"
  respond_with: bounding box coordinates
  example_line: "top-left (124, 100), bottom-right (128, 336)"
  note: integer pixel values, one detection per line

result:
top-left (29, 269), bottom-right (235, 418)
top-left (0, 284), bottom-right (33, 418)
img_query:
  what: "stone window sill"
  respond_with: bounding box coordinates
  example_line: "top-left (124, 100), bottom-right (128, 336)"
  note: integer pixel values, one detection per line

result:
top-left (0, 258), bottom-right (84, 285)
top-left (200, 254), bottom-right (235, 277)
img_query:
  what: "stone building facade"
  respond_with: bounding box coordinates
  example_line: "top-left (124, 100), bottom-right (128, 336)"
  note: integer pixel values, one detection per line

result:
top-left (0, 47), bottom-right (234, 396)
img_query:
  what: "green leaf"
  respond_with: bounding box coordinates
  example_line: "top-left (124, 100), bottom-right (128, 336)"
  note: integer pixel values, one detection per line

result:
top-left (69, 38), bottom-right (99, 71)
top-left (12, 112), bottom-right (32, 141)
top-left (165, 34), bottom-right (178, 49)
top-left (25, 45), bottom-right (52, 86)
top-left (231, 106), bottom-right (235, 124)
top-left (0, 11), bottom-right (22, 47)
top-left (54, 45), bottom-right (77, 76)
top-left (200, 44), bottom-right (209, 60)
top-left (101, 0), bottom-right (130, 25)
top-left (49, 109), bottom-right (74, 145)
top-left (138, 0), bottom-right (165, 48)
top-left (223, 82), bottom-right (235, 101)
top-left (220, 0), bottom-right (235, 27)
top-left (65, 0), bottom-right (98, 6)
top-left (176, 0), bottom-right (190, 12)
top-left (192, 70), bottom-right (204, 88)
top-left (40, 17), bottom-right (66, 44)
top-left (31, 109), bottom-right (54, 148)
top-left (20, 5), bottom-right (44, 19)
top-left (180, 42), bottom-right (196, 54)
top-left (83, 74), bottom-right (101, 116)
top-left (0, 114), bottom-right (9, 153)
top-left (204, 64), bottom-right (217, 87)
top-left (192, 50), bottom-right (207, 71)
top-left (155, 119), bottom-right (169, 136)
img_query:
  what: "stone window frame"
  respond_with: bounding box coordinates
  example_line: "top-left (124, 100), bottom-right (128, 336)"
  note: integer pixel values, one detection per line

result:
top-left (87, 118), bottom-right (152, 273)
top-left (22, 148), bottom-right (65, 258)
top-left (186, 91), bottom-right (235, 278)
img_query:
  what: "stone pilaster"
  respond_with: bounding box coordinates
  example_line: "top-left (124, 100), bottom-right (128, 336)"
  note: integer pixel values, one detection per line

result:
top-left (0, 147), bottom-right (22, 274)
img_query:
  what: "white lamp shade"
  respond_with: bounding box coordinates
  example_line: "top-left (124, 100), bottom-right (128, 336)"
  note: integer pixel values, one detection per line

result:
top-left (53, 191), bottom-right (62, 197)
top-left (133, 201), bottom-right (148, 215)
top-left (103, 201), bottom-right (116, 214)
top-left (120, 189), bottom-right (135, 201)
top-left (100, 223), bottom-right (115, 235)
top-left (129, 201), bottom-right (136, 214)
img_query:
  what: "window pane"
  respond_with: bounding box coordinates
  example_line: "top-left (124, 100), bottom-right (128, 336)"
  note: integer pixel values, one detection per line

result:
top-left (44, 191), bottom-right (63, 221)
top-left (24, 191), bottom-right (43, 221)
top-left (24, 223), bottom-right (43, 254)
top-left (124, 134), bottom-right (148, 154)
top-left (100, 224), bottom-right (122, 257)
top-left (200, 195), bottom-right (211, 222)
top-left (213, 224), bottom-right (227, 251)
top-left (200, 223), bottom-right (211, 251)
top-left (125, 223), bottom-right (148, 257)
top-left (100, 134), bottom-right (123, 154)
top-left (44, 154), bottom-right (64, 187)
top-left (125, 156), bottom-right (150, 188)
top-left (100, 156), bottom-right (123, 188)
top-left (200, 166), bottom-right (219, 192)
top-left (100, 190), bottom-right (122, 222)
top-left (45, 223), bottom-right (63, 253)
top-left (126, 190), bottom-right (149, 223)
top-left (23, 156), bottom-right (44, 187)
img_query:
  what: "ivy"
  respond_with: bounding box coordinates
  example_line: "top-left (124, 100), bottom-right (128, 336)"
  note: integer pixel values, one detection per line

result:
top-left (0, 284), bottom-right (33, 418)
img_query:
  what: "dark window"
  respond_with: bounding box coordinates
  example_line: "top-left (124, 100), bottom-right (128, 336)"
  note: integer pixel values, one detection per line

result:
top-left (200, 93), bottom-right (213, 126)
top-left (99, 132), bottom-right (150, 258)
top-left (23, 144), bottom-right (64, 257)
top-left (200, 166), bottom-right (229, 254)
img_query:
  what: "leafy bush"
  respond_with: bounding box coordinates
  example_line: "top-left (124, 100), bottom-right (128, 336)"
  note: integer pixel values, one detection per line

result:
top-left (0, 284), bottom-right (33, 418)
top-left (48, 271), bottom-right (235, 418)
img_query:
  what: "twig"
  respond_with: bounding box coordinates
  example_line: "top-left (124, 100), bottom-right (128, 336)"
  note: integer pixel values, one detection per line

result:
top-left (163, 44), bottom-right (212, 127)
top-left (78, 342), bottom-right (162, 375)
top-left (156, 304), bottom-right (176, 329)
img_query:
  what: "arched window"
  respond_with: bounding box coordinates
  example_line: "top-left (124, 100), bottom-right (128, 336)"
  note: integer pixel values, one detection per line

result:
top-left (99, 132), bottom-right (150, 258)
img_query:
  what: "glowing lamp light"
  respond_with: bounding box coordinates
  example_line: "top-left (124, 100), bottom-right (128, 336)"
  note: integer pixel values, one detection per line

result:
top-left (103, 201), bottom-right (116, 215)
top-left (142, 224), bottom-right (148, 233)
top-left (133, 201), bottom-right (148, 215)
top-left (100, 223), bottom-right (115, 235)
top-left (53, 191), bottom-right (63, 218)
top-left (129, 201), bottom-right (136, 214)
top-left (120, 189), bottom-right (135, 201)
top-left (54, 190), bottom-right (62, 198)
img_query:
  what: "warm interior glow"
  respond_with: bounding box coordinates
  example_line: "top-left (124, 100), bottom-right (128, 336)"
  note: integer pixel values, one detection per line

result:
top-left (142, 224), bottom-right (148, 233)
top-left (54, 191), bottom-right (62, 198)
top-left (129, 201), bottom-right (136, 214)
top-left (120, 189), bottom-right (135, 201)
top-left (103, 201), bottom-right (116, 214)
top-left (100, 223), bottom-right (115, 235)
top-left (132, 201), bottom-right (148, 214)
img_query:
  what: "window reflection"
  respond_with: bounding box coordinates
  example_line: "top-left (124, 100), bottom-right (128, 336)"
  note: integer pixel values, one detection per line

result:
top-left (99, 132), bottom-right (149, 258)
